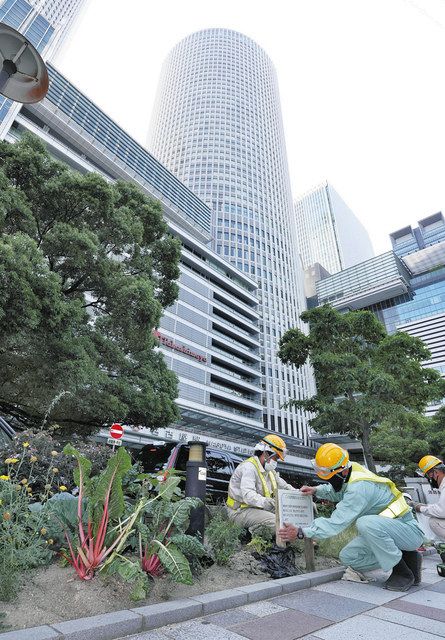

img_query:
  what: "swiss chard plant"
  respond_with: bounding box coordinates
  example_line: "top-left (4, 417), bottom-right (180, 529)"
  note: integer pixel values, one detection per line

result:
top-left (137, 491), bottom-right (206, 585)
top-left (62, 444), bottom-right (139, 580)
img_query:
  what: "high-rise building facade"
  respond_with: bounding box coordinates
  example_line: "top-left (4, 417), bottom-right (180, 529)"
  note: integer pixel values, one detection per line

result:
top-left (294, 181), bottom-right (374, 274)
top-left (2, 62), bottom-right (315, 472)
top-left (313, 213), bottom-right (445, 414)
top-left (0, 0), bottom-right (86, 136)
top-left (148, 28), bottom-right (313, 442)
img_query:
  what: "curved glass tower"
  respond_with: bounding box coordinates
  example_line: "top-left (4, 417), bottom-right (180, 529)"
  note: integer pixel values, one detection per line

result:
top-left (148, 28), bottom-right (313, 442)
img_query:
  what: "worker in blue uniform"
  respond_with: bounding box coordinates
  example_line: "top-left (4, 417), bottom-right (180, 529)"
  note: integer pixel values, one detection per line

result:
top-left (278, 443), bottom-right (425, 591)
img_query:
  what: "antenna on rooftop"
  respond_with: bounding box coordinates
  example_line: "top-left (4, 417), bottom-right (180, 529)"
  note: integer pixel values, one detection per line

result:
top-left (0, 22), bottom-right (49, 103)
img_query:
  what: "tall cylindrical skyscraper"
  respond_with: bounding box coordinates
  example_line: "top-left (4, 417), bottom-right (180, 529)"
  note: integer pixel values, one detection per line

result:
top-left (148, 29), bottom-right (313, 442)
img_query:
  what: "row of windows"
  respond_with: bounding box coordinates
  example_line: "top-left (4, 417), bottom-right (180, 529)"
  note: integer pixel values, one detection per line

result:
top-left (46, 65), bottom-right (212, 235)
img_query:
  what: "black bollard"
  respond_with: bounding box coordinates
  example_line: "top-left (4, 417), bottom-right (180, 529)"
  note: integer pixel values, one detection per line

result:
top-left (185, 441), bottom-right (207, 541)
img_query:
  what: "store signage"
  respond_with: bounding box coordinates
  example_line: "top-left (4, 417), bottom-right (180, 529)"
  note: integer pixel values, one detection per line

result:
top-left (144, 425), bottom-right (252, 456)
top-left (153, 330), bottom-right (207, 363)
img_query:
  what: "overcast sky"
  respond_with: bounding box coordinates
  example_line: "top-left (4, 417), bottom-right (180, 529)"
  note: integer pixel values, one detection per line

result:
top-left (54, 0), bottom-right (445, 255)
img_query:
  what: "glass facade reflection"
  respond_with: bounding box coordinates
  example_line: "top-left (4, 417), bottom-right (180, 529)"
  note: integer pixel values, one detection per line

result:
top-left (0, 0), bottom-right (85, 131)
top-left (369, 267), bottom-right (445, 334)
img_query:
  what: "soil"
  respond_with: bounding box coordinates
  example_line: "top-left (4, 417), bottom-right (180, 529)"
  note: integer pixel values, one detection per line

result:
top-left (0, 550), bottom-right (340, 631)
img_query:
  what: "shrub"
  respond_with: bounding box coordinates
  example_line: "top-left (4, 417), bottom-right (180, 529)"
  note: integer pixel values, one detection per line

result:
top-left (0, 472), bottom-right (53, 601)
top-left (206, 510), bottom-right (242, 565)
top-left (0, 429), bottom-right (111, 499)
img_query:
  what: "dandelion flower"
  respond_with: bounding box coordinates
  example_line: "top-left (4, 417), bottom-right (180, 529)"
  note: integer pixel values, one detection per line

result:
top-left (5, 458), bottom-right (19, 465)
top-left (40, 527), bottom-right (47, 536)
top-left (46, 538), bottom-right (54, 545)
top-left (2, 512), bottom-right (11, 521)
top-left (30, 455), bottom-right (38, 463)
top-left (50, 451), bottom-right (58, 457)
top-left (20, 478), bottom-right (28, 485)
top-left (59, 485), bottom-right (67, 492)
top-left (0, 475), bottom-right (9, 481)
top-left (22, 442), bottom-right (30, 448)
top-left (52, 468), bottom-right (59, 474)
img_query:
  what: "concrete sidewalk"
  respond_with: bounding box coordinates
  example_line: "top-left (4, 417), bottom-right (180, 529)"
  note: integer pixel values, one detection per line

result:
top-left (122, 553), bottom-right (445, 640)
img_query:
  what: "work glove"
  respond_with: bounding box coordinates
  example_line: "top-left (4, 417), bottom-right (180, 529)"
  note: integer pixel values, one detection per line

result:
top-left (263, 497), bottom-right (275, 512)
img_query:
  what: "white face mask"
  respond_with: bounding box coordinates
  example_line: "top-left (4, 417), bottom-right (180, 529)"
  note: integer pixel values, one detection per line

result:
top-left (264, 459), bottom-right (277, 472)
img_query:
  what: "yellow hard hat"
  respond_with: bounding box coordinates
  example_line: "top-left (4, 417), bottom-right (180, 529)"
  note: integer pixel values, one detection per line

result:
top-left (260, 434), bottom-right (287, 461)
top-left (312, 443), bottom-right (350, 479)
top-left (418, 455), bottom-right (443, 475)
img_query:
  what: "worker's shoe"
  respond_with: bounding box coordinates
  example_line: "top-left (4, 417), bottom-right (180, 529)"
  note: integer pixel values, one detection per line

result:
top-left (402, 550), bottom-right (422, 585)
top-left (384, 558), bottom-right (415, 591)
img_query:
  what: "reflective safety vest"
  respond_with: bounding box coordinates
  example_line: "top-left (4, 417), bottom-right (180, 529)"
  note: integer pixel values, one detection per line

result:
top-left (226, 456), bottom-right (278, 509)
top-left (348, 462), bottom-right (410, 518)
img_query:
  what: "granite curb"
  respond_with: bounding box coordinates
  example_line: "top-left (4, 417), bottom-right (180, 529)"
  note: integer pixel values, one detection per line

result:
top-left (0, 567), bottom-right (345, 640)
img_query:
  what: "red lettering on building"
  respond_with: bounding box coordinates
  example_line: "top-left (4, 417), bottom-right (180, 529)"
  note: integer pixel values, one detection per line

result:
top-left (153, 330), bottom-right (207, 363)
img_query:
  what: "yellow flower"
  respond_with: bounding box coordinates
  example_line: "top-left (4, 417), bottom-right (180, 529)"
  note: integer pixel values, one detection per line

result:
top-left (59, 485), bottom-right (67, 492)
top-left (40, 527), bottom-right (47, 536)
top-left (46, 538), bottom-right (54, 545)
top-left (0, 499), bottom-right (2, 505)
top-left (2, 512), bottom-right (11, 521)
top-left (20, 478), bottom-right (28, 485)
top-left (52, 468), bottom-right (59, 474)
top-left (30, 455), bottom-right (38, 463)
top-left (22, 442), bottom-right (30, 448)
top-left (0, 475), bottom-right (9, 481)
top-left (4, 458), bottom-right (19, 465)
top-left (50, 451), bottom-right (59, 457)
top-left (27, 487), bottom-right (32, 494)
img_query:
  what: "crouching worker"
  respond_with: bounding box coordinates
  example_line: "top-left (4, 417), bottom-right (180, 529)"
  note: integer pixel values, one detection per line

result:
top-left (415, 456), bottom-right (445, 542)
top-left (226, 435), bottom-right (295, 534)
top-left (279, 443), bottom-right (425, 591)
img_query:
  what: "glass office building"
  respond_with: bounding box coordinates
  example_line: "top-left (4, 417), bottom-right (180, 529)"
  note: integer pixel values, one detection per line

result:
top-left (2, 62), bottom-right (315, 470)
top-left (314, 213), bottom-right (445, 414)
top-left (148, 29), bottom-right (314, 442)
top-left (0, 0), bottom-right (86, 136)
top-left (295, 181), bottom-right (374, 274)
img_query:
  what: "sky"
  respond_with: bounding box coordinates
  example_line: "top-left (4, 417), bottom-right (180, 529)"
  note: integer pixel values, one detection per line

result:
top-left (54, 0), bottom-right (445, 255)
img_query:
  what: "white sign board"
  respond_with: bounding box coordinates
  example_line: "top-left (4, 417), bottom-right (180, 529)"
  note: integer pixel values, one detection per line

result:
top-left (277, 489), bottom-right (314, 528)
top-left (107, 437), bottom-right (122, 447)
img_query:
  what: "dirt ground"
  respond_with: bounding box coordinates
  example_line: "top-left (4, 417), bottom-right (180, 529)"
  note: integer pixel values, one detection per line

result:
top-left (0, 550), bottom-right (340, 631)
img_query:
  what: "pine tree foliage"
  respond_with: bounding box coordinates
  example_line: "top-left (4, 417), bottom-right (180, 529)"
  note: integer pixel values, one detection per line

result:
top-left (0, 134), bottom-right (181, 434)
top-left (278, 305), bottom-right (445, 471)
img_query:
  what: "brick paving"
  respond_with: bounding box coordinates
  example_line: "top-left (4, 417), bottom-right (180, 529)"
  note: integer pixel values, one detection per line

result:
top-left (123, 553), bottom-right (445, 640)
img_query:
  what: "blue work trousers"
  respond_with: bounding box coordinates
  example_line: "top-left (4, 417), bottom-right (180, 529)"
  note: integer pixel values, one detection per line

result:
top-left (339, 514), bottom-right (425, 572)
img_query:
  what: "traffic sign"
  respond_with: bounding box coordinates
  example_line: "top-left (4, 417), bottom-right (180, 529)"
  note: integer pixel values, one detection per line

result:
top-left (109, 423), bottom-right (124, 440)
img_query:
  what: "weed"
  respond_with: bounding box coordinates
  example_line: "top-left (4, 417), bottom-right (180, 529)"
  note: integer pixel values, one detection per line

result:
top-left (206, 511), bottom-right (242, 565)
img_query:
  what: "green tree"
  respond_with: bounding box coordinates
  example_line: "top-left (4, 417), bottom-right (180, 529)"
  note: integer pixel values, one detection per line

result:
top-left (0, 134), bottom-right (181, 434)
top-left (278, 305), bottom-right (445, 471)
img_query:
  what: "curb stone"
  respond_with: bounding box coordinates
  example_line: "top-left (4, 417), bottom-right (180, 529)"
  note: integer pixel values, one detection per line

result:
top-left (0, 567), bottom-right (344, 640)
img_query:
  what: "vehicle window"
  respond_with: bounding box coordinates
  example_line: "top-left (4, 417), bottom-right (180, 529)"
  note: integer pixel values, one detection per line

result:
top-left (228, 453), bottom-right (246, 470)
top-left (173, 447), bottom-right (189, 471)
top-left (206, 451), bottom-right (232, 476)
top-left (138, 443), bottom-right (176, 472)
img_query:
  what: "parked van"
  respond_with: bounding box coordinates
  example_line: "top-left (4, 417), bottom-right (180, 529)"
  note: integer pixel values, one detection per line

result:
top-left (137, 442), bottom-right (317, 503)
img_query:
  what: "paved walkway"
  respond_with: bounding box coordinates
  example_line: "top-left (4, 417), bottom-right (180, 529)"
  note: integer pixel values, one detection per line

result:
top-left (123, 553), bottom-right (444, 640)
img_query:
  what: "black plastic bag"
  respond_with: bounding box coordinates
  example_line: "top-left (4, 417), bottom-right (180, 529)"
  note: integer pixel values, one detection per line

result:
top-left (252, 544), bottom-right (302, 579)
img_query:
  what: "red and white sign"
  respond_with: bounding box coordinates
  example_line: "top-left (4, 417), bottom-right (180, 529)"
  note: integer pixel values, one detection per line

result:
top-left (109, 423), bottom-right (124, 440)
